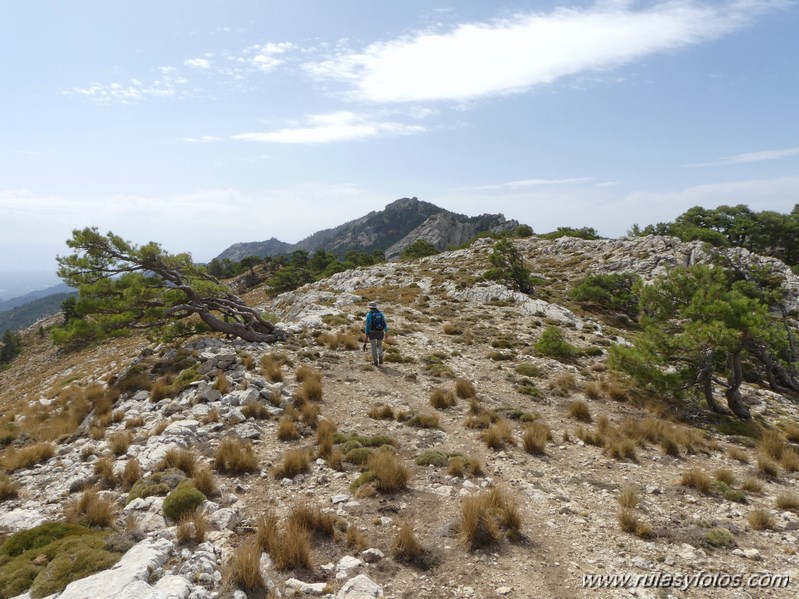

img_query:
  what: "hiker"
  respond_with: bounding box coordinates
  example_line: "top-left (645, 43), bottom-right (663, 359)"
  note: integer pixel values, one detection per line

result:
top-left (364, 301), bottom-right (388, 366)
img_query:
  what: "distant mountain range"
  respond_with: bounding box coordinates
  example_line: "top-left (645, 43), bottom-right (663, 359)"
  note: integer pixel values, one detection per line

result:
top-left (0, 287), bottom-right (75, 336)
top-left (214, 197), bottom-right (520, 262)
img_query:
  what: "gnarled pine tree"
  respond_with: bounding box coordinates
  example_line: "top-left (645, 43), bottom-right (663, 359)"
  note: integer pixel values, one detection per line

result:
top-left (610, 264), bottom-right (798, 419)
top-left (55, 228), bottom-right (286, 344)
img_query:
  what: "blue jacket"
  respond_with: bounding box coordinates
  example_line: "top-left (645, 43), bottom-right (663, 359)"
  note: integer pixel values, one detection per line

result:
top-left (365, 310), bottom-right (387, 335)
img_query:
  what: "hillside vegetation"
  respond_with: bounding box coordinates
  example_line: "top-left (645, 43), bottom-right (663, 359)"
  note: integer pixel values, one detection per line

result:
top-left (0, 232), bottom-right (797, 599)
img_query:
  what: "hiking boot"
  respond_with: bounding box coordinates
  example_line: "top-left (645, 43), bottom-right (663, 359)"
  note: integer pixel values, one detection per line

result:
top-left (378, 354), bottom-right (384, 364)
top-left (373, 362), bottom-right (379, 367)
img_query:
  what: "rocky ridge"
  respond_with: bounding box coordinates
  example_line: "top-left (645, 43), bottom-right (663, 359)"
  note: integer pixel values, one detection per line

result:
top-left (1, 235), bottom-right (798, 599)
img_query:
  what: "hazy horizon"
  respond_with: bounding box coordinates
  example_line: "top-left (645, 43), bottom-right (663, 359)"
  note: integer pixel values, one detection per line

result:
top-left (2, 1), bottom-right (798, 273)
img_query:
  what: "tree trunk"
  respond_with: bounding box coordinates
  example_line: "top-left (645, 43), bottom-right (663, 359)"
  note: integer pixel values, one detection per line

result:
top-left (699, 348), bottom-right (723, 413)
top-left (725, 350), bottom-right (751, 419)
top-left (197, 309), bottom-right (286, 343)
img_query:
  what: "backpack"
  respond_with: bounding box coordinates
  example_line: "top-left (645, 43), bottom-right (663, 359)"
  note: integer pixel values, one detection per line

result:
top-left (370, 311), bottom-right (386, 332)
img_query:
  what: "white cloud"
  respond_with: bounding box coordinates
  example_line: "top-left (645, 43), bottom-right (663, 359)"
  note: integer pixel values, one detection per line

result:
top-left (183, 135), bottom-right (221, 143)
top-left (62, 71), bottom-right (188, 104)
top-left (689, 146), bottom-right (799, 167)
top-left (247, 41), bottom-right (296, 72)
top-left (184, 58), bottom-right (210, 69)
top-left (304, 1), bottom-right (784, 103)
top-left (232, 111), bottom-right (427, 144)
top-left (464, 177), bottom-right (594, 191)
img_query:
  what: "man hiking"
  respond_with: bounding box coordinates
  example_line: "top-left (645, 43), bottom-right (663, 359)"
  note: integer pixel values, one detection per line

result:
top-left (364, 301), bottom-right (388, 367)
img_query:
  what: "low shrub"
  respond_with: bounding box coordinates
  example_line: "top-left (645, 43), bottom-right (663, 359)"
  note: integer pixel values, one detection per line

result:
top-left (163, 482), bottom-right (207, 522)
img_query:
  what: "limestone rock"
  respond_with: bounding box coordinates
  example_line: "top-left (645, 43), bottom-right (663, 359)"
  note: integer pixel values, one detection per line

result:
top-left (335, 574), bottom-right (383, 599)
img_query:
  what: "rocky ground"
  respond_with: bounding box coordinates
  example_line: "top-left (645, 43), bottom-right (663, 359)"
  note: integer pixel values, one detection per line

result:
top-left (1, 236), bottom-right (798, 599)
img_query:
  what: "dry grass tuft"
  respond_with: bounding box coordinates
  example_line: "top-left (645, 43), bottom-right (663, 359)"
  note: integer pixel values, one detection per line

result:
top-left (295, 365), bottom-right (321, 383)
top-left (459, 487), bottom-right (522, 550)
top-left (566, 400), bottom-right (592, 423)
top-left (261, 355), bottom-right (285, 382)
top-left (227, 537), bottom-right (267, 593)
top-left (681, 468), bottom-right (713, 495)
top-left (1, 442), bottom-right (55, 472)
top-left (214, 370), bottom-right (230, 394)
top-left (776, 490), bottom-right (799, 511)
top-left (0, 472), bottom-right (19, 501)
top-left (160, 448), bottom-right (197, 477)
top-left (781, 448), bottom-right (799, 473)
top-left (429, 388), bottom-right (456, 409)
top-left (274, 449), bottom-right (310, 480)
top-left (65, 486), bottom-right (115, 528)
top-left (783, 422), bottom-right (799, 443)
top-left (714, 468), bottom-right (736, 486)
top-left (121, 458), bottom-right (142, 491)
top-left (618, 509), bottom-right (653, 538)
top-left (300, 401), bottom-right (321, 428)
top-left (618, 486), bottom-right (640, 509)
top-left (177, 508), bottom-right (209, 545)
top-left (748, 508), bottom-right (775, 531)
top-left (288, 503), bottom-right (339, 538)
top-left (454, 378), bottom-right (477, 399)
top-left (522, 422), bottom-right (551, 455)
top-left (214, 437), bottom-right (259, 474)
top-left (108, 431), bottom-right (132, 456)
top-left (368, 404), bottom-right (395, 420)
top-left (241, 400), bottom-right (271, 420)
top-left (256, 511), bottom-right (311, 571)
top-left (296, 377), bottom-right (324, 403)
top-left (757, 455), bottom-right (780, 479)
top-left (393, 523), bottom-right (428, 566)
top-left (278, 416), bottom-right (300, 441)
top-left (94, 456), bottom-right (117, 488)
top-left (316, 420), bottom-right (336, 458)
top-left (483, 419), bottom-right (515, 450)
top-left (346, 525), bottom-right (368, 551)
top-left (192, 466), bottom-right (218, 498)
top-left (125, 415), bottom-right (145, 430)
top-left (759, 430), bottom-right (784, 461)
top-left (728, 446), bottom-right (749, 463)
top-left (367, 447), bottom-right (409, 493)
top-left (742, 477), bottom-right (764, 494)
top-left (549, 373), bottom-right (578, 397)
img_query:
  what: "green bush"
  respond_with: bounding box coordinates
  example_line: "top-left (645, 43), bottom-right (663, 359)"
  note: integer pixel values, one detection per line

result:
top-left (0, 522), bottom-right (88, 560)
top-left (127, 468), bottom-right (186, 504)
top-left (162, 482), bottom-right (206, 522)
top-left (570, 273), bottom-right (640, 318)
top-left (0, 524), bottom-right (121, 599)
top-left (535, 325), bottom-right (578, 359)
top-left (401, 240), bottom-right (440, 260)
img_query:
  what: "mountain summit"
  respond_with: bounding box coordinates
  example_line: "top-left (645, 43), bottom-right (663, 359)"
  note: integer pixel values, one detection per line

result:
top-left (214, 197), bottom-right (519, 261)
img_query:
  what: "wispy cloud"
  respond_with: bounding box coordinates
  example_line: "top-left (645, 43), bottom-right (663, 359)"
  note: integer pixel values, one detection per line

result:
top-left (461, 177), bottom-right (593, 191)
top-left (689, 146), bottom-right (799, 167)
top-left (231, 111), bottom-right (427, 144)
top-left (304, 1), bottom-right (784, 103)
top-left (62, 74), bottom-right (188, 104)
top-left (183, 135), bottom-right (221, 143)
top-left (184, 58), bottom-right (210, 69)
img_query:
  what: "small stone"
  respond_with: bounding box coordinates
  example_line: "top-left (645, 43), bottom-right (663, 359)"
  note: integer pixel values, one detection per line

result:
top-left (331, 494), bottom-right (350, 504)
top-left (496, 587), bottom-right (512, 596)
top-left (361, 548), bottom-right (384, 563)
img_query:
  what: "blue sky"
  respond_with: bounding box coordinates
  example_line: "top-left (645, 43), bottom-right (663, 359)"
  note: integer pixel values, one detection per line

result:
top-left (2, 0), bottom-right (798, 277)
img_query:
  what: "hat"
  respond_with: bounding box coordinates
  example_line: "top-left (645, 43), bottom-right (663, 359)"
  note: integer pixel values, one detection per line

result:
top-left (368, 301), bottom-right (378, 309)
